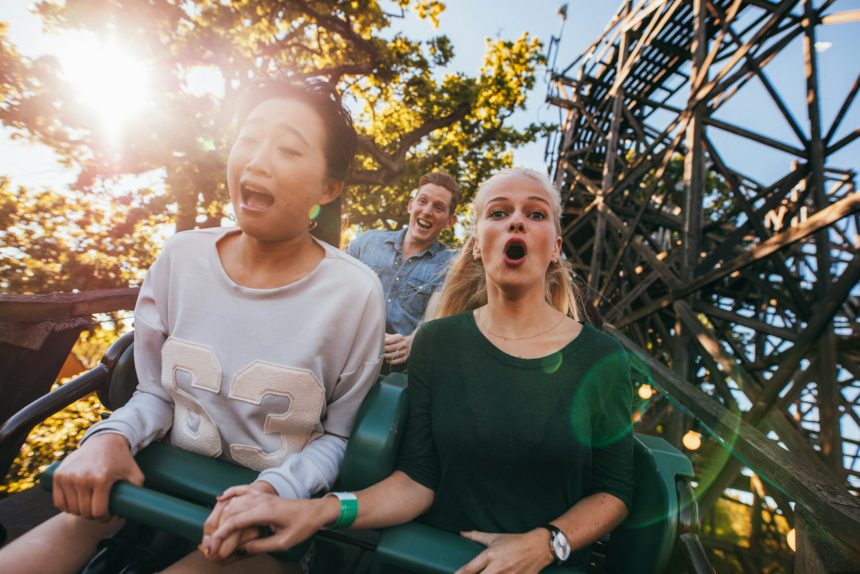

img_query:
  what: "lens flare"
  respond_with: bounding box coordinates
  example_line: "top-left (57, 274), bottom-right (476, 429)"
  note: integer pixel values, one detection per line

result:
top-left (51, 30), bottom-right (151, 136)
top-left (308, 204), bottom-right (322, 220)
top-left (683, 430), bottom-right (702, 451)
top-left (541, 352), bottom-right (563, 374)
top-left (568, 352), bottom-right (634, 448)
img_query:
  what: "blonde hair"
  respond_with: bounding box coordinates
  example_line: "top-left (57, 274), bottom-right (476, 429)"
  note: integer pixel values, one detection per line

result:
top-left (436, 168), bottom-right (591, 322)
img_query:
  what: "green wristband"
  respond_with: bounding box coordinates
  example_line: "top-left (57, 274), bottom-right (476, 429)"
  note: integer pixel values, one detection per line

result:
top-left (330, 491), bottom-right (358, 529)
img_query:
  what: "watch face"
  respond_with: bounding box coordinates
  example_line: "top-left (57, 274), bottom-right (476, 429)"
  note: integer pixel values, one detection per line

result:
top-left (551, 531), bottom-right (571, 561)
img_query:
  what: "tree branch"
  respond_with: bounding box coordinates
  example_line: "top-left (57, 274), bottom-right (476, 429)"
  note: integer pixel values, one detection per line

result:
top-left (354, 103), bottom-right (473, 182)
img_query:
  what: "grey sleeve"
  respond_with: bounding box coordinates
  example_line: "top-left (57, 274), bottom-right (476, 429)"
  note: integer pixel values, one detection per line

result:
top-left (81, 255), bottom-right (175, 454)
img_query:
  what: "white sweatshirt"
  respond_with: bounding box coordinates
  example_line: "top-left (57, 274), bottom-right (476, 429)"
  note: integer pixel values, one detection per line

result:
top-left (84, 228), bottom-right (385, 499)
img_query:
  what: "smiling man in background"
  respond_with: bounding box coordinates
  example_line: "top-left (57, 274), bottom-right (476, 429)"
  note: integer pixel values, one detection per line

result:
top-left (347, 172), bottom-right (461, 370)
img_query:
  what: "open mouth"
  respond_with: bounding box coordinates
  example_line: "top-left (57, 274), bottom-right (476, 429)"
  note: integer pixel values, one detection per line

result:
top-left (504, 238), bottom-right (527, 261)
top-left (240, 183), bottom-right (275, 211)
top-left (415, 217), bottom-right (433, 230)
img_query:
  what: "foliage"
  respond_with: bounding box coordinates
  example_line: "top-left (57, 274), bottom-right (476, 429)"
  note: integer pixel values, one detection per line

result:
top-left (0, 0), bottom-right (545, 496)
top-left (0, 393), bottom-right (103, 496)
top-left (0, 0), bottom-right (548, 294)
top-left (0, 329), bottom-right (116, 497)
top-left (701, 497), bottom-right (794, 573)
top-left (0, 177), bottom-right (167, 292)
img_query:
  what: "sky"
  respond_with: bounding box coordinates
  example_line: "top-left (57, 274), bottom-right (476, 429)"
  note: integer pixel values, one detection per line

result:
top-left (0, 1), bottom-right (857, 195)
top-left (0, 1), bottom-right (621, 190)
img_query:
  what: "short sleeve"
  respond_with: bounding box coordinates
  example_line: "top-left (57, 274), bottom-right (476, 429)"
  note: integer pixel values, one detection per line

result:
top-left (588, 349), bottom-right (635, 508)
top-left (395, 325), bottom-right (440, 491)
top-left (345, 233), bottom-right (363, 259)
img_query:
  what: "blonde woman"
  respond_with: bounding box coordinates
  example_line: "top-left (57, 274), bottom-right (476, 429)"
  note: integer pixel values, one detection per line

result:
top-left (203, 168), bottom-right (634, 573)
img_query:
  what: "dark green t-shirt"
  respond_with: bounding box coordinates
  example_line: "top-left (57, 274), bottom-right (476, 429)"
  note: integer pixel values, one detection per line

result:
top-left (396, 311), bottom-right (634, 567)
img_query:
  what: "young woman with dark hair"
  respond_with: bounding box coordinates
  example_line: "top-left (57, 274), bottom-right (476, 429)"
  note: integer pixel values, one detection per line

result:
top-left (0, 77), bottom-right (384, 574)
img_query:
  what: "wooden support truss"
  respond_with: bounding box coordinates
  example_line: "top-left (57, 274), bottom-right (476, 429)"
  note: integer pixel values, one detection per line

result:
top-left (547, 0), bottom-right (860, 569)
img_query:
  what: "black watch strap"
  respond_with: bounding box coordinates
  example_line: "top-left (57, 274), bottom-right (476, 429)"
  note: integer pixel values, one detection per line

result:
top-left (540, 523), bottom-right (571, 564)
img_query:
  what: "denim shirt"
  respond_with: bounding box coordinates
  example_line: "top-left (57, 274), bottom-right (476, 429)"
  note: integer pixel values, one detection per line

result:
top-left (347, 228), bottom-right (455, 335)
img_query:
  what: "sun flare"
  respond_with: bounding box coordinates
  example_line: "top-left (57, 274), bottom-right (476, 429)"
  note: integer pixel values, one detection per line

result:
top-left (52, 31), bottom-right (151, 132)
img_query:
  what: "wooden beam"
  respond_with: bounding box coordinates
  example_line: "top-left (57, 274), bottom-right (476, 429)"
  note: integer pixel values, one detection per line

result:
top-left (703, 115), bottom-right (805, 156)
top-left (696, 0), bottom-right (800, 105)
top-left (691, 300), bottom-right (797, 341)
top-left (803, 0), bottom-right (843, 475)
top-left (824, 73), bottom-right (859, 144)
top-left (683, 0), bottom-right (707, 285)
top-left (0, 288), bottom-right (139, 323)
top-left (745, 254), bottom-right (860, 426)
top-left (681, 190), bottom-right (859, 306)
top-left (709, 19), bottom-right (804, 111)
top-left (716, 2), bottom-right (809, 147)
top-left (827, 125), bottom-right (860, 155)
top-left (701, 137), bottom-right (810, 316)
top-left (695, 165), bottom-right (806, 274)
top-left (674, 300), bottom-right (828, 471)
top-left (592, 32), bottom-right (628, 293)
top-left (609, 0), bottom-right (686, 98)
top-left (606, 325), bottom-right (860, 554)
top-left (821, 8), bottom-right (860, 25)
top-left (605, 269), bottom-right (661, 323)
top-left (598, 202), bottom-right (681, 287)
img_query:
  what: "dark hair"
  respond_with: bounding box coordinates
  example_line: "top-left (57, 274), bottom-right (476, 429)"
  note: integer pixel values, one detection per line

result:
top-left (235, 76), bottom-right (357, 182)
top-left (417, 171), bottom-right (462, 214)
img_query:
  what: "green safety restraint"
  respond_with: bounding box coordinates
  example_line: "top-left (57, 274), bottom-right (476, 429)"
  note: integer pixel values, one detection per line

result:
top-left (42, 334), bottom-right (408, 562)
top-left (40, 332), bottom-right (702, 573)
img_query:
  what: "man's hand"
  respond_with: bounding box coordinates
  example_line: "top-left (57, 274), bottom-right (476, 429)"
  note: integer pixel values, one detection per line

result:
top-left (384, 332), bottom-right (414, 365)
top-left (52, 433), bottom-right (144, 521)
top-left (455, 529), bottom-right (554, 574)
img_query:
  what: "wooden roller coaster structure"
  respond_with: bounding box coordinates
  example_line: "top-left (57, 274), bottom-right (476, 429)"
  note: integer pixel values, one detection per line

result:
top-left (545, 0), bottom-right (859, 571)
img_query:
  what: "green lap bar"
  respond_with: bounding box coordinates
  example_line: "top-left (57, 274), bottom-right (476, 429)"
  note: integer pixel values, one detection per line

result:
top-left (372, 523), bottom-right (583, 574)
top-left (40, 460), bottom-right (308, 562)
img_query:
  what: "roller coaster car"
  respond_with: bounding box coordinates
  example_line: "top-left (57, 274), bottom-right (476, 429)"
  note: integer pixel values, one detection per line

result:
top-left (2, 332), bottom-right (713, 573)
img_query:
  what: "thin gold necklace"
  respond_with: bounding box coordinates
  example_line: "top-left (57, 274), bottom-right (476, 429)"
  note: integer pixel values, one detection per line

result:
top-left (475, 308), bottom-right (566, 341)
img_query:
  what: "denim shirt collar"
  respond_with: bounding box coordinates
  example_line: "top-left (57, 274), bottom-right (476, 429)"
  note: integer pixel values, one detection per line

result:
top-left (386, 227), bottom-right (445, 258)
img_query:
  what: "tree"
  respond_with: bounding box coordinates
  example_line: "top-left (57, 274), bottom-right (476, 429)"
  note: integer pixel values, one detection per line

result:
top-left (0, 0), bottom-right (547, 294)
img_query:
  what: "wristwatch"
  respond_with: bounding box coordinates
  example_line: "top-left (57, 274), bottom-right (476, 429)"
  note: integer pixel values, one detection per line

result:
top-left (540, 523), bottom-right (571, 564)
